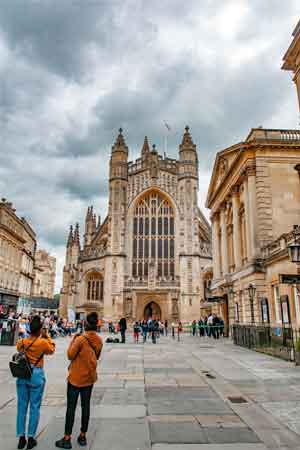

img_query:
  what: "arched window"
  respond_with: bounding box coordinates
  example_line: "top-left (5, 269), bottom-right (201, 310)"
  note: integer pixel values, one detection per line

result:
top-left (86, 272), bottom-right (104, 302)
top-left (132, 191), bottom-right (175, 279)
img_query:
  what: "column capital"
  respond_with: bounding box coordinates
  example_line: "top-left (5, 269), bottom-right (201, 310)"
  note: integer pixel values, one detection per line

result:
top-left (244, 163), bottom-right (256, 177)
top-left (210, 211), bottom-right (220, 222)
top-left (231, 185), bottom-right (240, 196)
top-left (294, 164), bottom-right (300, 175)
top-left (219, 201), bottom-right (227, 212)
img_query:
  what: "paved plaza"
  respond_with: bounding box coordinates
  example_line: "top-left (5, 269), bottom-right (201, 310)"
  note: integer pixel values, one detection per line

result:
top-left (1, 334), bottom-right (300, 449)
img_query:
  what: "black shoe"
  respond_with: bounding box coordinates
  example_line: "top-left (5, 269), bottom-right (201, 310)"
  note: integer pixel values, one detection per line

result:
top-left (18, 436), bottom-right (27, 449)
top-left (26, 438), bottom-right (37, 450)
top-left (55, 438), bottom-right (72, 449)
top-left (77, 435), bottom-right (87, 447)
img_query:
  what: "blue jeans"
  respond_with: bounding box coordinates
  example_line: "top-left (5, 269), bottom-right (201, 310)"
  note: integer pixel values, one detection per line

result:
top-left (16, 367), bottom-right (46, 437)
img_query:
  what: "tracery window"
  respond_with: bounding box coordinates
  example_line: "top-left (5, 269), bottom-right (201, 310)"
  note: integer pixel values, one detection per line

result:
top-left (132, 191), bottom-right (175, 279)
top-left (86, 272), bottom-right (104, 301)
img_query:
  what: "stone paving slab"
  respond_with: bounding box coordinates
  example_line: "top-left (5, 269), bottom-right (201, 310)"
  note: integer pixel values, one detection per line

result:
top-left (152, 445), bottom-right (268, 450)
top-left (92, 404), bottom-right (146, 418)
top-left (148, 399), bottom-right (234, 416)
top-left (150, 420), bottom-right (208, 444)
top-left (204, 427), bottom-right (261, 444)
top-left (92, 419), bottom-right (151, 450)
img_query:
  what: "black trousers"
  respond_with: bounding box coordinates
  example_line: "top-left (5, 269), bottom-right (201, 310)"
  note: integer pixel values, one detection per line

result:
top-left (65, 382), bottom-right (93, 436)
top-left (120, 329), bottom-right (126, 343)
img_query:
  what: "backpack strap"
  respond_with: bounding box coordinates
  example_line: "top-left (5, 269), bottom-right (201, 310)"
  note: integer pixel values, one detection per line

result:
top-left (83, 335), bottom-right (100, 360)
top-left (22, 336), bottom-right (39, 353)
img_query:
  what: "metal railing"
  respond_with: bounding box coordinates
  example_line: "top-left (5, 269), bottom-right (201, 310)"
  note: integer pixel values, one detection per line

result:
top-left (232, 324), bottom-right (299, 362)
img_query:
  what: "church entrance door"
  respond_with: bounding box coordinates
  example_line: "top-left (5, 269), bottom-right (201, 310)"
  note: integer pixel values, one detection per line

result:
top-left (144, 301), bottom-right (161, 320)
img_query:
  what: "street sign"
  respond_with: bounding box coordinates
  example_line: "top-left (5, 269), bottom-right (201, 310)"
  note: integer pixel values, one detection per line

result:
top-left (279, 274), bottom-right (300, 285)
top-left (206, 296), bottom-right (225, 303)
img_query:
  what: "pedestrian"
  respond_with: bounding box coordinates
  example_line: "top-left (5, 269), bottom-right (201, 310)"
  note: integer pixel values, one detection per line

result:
top-left (119, 316), bottom-right (127, 343)
top-left (141, 320), bottom-right (148, 343)
top-left (55, 312), bottom-right (103, 449)
top-left (151, 319), bottom-right (159, 344)
top-left (133, 321), bottom-right (140, 344)
top-left (192, 320), bottom-right (197, 336)
top-left (16, 315), bottom-right (55, 450)
top-left (164, 320), bottom-right (168, 336)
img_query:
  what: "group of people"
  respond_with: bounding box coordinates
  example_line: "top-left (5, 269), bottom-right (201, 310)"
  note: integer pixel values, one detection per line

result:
top-left (190, 314), bottom-right (226, 338)
top-left (108, 317), bottom-right (169, 344)
top-left (12, 312), bottom-right (102, 450)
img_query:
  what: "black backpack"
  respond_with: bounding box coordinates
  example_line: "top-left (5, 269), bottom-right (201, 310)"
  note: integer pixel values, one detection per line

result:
top-left (9, 338), bottom-right (44, 379)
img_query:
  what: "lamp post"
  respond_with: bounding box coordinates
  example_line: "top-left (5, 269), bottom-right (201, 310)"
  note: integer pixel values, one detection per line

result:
top-left (247, 284), bottom-right (256, 324)
top-left (288, 228), bottom-right (300, 273)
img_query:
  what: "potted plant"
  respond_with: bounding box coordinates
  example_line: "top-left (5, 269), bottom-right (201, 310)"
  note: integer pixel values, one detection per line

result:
top-left (294, 338), bottom-right (300, 365)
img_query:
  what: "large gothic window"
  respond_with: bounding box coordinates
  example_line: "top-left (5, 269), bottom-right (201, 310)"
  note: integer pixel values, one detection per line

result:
top-left (86, 272), bottom-right (104, 302)
top-left (132, 191), bottom-right (175, 280)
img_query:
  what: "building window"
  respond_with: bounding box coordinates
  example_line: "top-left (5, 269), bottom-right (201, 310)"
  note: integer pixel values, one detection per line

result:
top-left (234, 303), bottom-right (239, 322)
top-left (132, 191), bottom-right (175, 279)
top-left (273, 285), bottom-right (281, 323)
top-left (86, 272), bottom-right (104, 301)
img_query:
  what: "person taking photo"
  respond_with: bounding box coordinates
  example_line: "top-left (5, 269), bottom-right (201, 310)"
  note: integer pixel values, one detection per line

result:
top-left (16, 315), bottom-right (55, 450)
top-left (55, 312), bottom-right (103, 449)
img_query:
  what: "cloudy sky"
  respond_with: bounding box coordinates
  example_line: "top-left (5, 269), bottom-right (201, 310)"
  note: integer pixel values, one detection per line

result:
top-left (1, 0), bottom-right (299, 292)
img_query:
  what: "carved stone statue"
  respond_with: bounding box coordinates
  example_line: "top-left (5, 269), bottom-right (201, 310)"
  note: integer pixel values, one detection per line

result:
top-left (125, 297), bottom-right (133, 318)
top-left (172, 298), bottom-right (179, 317)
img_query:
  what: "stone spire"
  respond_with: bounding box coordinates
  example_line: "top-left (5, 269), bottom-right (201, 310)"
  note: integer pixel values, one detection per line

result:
top-left (67, 225), bottom-right (73, 247)
top-left (180, 125), bottom-right (196, 151)
top-left (73, 223), bottom-right (81, 248)
top-left (97, 215), bottom-right (101, 229)
top-left (141, 136), bottom-right (150, 157)
top-left (112, 128), bottom-right (128, 153)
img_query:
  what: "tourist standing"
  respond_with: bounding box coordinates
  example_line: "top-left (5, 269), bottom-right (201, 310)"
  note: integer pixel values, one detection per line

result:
top-left (16, 316), bottom-right (55, 450)
top-left (133, 321), bottom-right (140, 344)
top-left (164, 320), bottom-right (168, 336)
top-left (141, 320), bottom-right (148, 343)
top-left (119, 317), bottom-right (127, 343)
top-left (55, 312), bottom-right (103, 449)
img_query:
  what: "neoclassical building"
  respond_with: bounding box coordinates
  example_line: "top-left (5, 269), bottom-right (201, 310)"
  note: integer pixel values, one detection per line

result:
top-left (206, 127), bottom-right (300, 327)
top-left (32, 250), bottom-right (56, 299)
top-left (60, 127), bottom-right (211, 322)
top-left (282, 19), bottom-right (300, 111)
top-left (0, 199), bottom-right (36, 312)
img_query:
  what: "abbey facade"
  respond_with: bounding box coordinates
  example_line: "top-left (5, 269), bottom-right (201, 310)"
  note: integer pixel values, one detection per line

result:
top-left (60, 127), bottom-right (211, 322)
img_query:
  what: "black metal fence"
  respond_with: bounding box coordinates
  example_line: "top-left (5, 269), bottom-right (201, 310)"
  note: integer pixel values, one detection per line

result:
top-left (232, 324), bottom-right (299, 362)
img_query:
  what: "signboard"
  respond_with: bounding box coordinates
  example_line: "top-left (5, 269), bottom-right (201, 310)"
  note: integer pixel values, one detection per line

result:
top-left (68, 308), bottom-right (76, 323)
top-left (261, 298), bottom-right (270, 323)
top-left (206, 296), bottom-right (225, 303)
top-left (279, 274), bottom-right (300, 285)
top-left (17, 298), bottom-right (31, 316)
top-left (280, 295), bottom-right (291, 324)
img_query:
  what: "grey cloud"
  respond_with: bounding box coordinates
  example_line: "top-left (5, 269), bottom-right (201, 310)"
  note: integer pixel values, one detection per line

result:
top-left (0, 0), bottom-right (299, 291)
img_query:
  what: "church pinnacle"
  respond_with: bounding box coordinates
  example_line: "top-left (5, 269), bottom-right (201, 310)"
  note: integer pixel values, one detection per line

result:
top-left (181, 126), bottom-right (195, 147)
top-left (67, 225), bottom-right (73, 247)
top-left (141, 136), bottom-right (150, 156)
top-left (112, 127), bottom-right (128, 153)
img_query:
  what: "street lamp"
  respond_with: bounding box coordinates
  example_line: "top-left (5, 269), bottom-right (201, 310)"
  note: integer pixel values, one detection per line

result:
top-left (247, 284), bottom-right (256, 324)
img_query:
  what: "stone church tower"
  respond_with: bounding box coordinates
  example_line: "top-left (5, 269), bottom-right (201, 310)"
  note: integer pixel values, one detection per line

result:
top-left (60, 127), bottom-right (211, 322)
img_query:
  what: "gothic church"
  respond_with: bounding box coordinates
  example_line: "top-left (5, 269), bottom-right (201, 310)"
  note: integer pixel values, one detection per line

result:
top-left (60, 127), bottom-right (211, 322)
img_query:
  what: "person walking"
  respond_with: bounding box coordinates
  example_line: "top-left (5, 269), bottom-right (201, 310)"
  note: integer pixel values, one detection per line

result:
top-left (119, 316), bottom-right (127, 344)
top-left (55, 312), bottom-right (103, 449)
top-left (16, 315), bottom-right (55, 450)
top-left (133, 321), bottom-right (140, 344)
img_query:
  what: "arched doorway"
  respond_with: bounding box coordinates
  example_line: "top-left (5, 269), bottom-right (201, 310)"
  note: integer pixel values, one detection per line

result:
top-left (144, 301), bottom-right (161, 320)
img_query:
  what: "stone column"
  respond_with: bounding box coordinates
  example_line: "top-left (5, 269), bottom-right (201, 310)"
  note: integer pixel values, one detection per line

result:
top-left (246, 165), bottom-right (257, 258)
top-left (220, 204), bottom-right (229, 276)
top-left (211, 213), bottom-right (221, 279)
top-left (231, 186), bottom-right (242, 270)
top-left (243, 177), bottom-right (251, 262)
